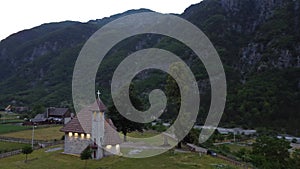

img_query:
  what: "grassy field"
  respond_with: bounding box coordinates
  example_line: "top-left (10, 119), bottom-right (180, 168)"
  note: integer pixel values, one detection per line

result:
top-left (227, 144), bottom-right (252, 152)
top-left (0, 112), bottom-right (23, 124)
top-left (0, 141), bottom-right (28, 153)
top-left (0, 126), bottom-right (63, 141)
top-left (217, 143), bottom-right (252, 153)
top-left (127, 131), bottom-right (159, 138)
top-left (0, 124), bottom-right (31, 134)
top-left (0, 146), bottom-right (242, 169)
top-left (125, 131), bottom-right (177, 147)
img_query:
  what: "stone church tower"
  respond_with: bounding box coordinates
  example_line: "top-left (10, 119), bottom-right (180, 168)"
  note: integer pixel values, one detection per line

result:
top-left (91, 107), bottom-right (105, 159)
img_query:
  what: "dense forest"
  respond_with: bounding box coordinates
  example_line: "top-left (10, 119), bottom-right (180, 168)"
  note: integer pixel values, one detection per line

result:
top-left (0, 0), bottom-right (299, 135)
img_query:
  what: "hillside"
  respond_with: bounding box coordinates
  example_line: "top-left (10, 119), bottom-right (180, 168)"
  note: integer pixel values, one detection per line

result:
top-left (0, 0), bottom-right (299, 135)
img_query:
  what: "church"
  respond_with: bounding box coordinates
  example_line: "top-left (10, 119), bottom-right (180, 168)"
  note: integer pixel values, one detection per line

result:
top-left (60, 94), bottom-right (122, 159)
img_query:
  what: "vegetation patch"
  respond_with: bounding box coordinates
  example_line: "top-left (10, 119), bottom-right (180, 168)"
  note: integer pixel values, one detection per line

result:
top-left (0, 141), bottom-right (29, 153)
top-left (0, 147), bottom-right (242, 169)
top-left (0, 126), bottom-right (63, 141)
top-left (0, 124), bottom-right (31, 134)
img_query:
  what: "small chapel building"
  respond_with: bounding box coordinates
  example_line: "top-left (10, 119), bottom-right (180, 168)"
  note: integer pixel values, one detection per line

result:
top-left (60, 96), bottom-right (122, 159)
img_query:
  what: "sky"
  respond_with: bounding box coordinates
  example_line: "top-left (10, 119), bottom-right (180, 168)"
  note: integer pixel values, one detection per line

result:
top-left (0, 0), bottom-right (201, 41)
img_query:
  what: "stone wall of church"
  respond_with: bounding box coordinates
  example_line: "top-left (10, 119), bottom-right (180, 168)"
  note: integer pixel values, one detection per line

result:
top-left (64, 134), bottom-right (91, 155)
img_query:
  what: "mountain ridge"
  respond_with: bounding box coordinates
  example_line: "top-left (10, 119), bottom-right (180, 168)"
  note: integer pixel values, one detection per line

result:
top-left (0, 1), bottom-right (299, 135)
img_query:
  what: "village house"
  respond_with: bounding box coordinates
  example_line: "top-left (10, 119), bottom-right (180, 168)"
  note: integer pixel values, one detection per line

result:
top-left (14, 106), bottom-right (30, 113)
top-left (60, 96), bottom-right (122, 159)
top-left (31, 107), bottom-right (71, 124)
top-left (4, 105), bottom-right (12, 113)
top-left (193, 125), bottom-right (256, 136)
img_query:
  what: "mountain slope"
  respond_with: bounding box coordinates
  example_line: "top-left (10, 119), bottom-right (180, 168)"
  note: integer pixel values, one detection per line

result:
top-left (0, 1), bottom-right (299, 135)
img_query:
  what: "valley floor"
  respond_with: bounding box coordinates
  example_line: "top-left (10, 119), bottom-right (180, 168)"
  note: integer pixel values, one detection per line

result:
top-left (0, 145), bottom-right (242, 169)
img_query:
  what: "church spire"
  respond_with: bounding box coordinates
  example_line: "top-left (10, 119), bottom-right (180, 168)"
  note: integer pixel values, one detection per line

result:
top-left (95, 90), bottom-right (107, 112)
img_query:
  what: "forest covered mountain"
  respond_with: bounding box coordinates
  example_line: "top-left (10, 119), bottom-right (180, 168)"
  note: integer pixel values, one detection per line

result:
top-left (0, 0), bottom-right (299, 135)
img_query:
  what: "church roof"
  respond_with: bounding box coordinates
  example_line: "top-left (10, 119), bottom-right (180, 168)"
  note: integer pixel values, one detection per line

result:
top-left (97, 99), bottom-right (107, 112)
top-left (60, 117), bottom-right (85, 133)
top-left (103, 120), bottom-right (122, 145)
top-left (60, 98), bottom-right (122, 145)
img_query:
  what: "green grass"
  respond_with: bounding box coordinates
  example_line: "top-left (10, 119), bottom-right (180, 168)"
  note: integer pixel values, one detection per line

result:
top-left (0, 141), bottom-right (28, 153)
top-left (0, 112), bottom-right (20, 119)
top-left (1, 119), bottom-right (24, 123)
top-left (125, 131), bottom-right (177, 147)
top-left (0, 126), bottom-right (63, 141)
top-left (0, 124), bottom-right (31, 134)
top-left (0, 112), bottom-right (24, 124)
top-left (226, 144), bottom-right (252, 152)
top-left (0, 146), bottom-right (242, 169)
top-left (127, 131), bottom-right (159, 138)
top-left (217, 143), bottom-right (252, 153)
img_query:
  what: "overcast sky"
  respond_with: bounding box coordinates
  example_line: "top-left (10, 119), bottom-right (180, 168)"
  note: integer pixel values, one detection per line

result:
top-left (0, 0), bottom-right (201, 41)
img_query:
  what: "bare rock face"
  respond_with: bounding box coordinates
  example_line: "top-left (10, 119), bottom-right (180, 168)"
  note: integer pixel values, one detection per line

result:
top-left (220, 0), bottom-right (286, 33)
top-left (31, 42), bottom-right (58, 58)
top-left (220, 0), bottom-right (286, 13)
top-left (240, 43), bottom-right (263, 74)
top-left (228, 0), bottom-right (300, 78)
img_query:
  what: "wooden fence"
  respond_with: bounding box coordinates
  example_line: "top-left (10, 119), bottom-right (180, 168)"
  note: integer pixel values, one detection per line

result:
top-left (0, 149), bottom-right (22, 159)
top-left (0, 136), bottom-right (43, 144)
top-left (0, 136), bottom-right (63, 144)
top-left (0, 137), bottom-right (64, 159)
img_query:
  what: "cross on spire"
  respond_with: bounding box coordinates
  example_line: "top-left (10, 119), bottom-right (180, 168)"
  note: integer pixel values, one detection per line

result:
top-left (97, 90), bottom-right (101, 99)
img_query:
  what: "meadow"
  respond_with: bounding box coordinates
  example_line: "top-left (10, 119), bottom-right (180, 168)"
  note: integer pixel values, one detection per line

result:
top-left (0, 126), bottom-right (63, 141)
top-left (0, 145), bottom-right (241, 169)
top-left (0, 112), bottom-right (23, 124)
top-left (225, 143), bottom-right (252, 152)
top-left (0, 124), bottom-right (31, 134)
top-left (0, 141), bottom-right (28, 153)
top-left (126, 131), bottom-right (177, 148)
top-left (0, 126), bottom-right (243, 168)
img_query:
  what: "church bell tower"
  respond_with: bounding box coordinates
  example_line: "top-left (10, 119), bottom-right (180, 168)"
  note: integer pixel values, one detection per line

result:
top-left (91, 90), bottom-right (105, 159)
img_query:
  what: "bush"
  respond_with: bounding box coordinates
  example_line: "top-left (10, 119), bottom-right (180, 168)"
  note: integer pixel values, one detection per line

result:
top-left (22, 145), bottom-right (33, 163)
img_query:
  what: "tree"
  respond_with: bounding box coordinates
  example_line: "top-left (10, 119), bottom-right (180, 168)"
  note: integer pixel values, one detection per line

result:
top-left (109, 105), bottom-right (143, 141)
top-left (183, 128), bottom-right (200, 144)
top-left (251, 136), bottom-right (291, 169)
top-left (30, 104), bottom-right (45, 118)
top-left (80, 147), bottom-right (92, 169)
top-left (22, 145), bottom-right (33, 163)
top-left (165, 62), bottom-right (190, 149)
top-left (108, 84), bottom-right (144, 142)
top-left (235, 148), bottom-right (251, 162)
top-left (290, 149), bottom-right (300, 168)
